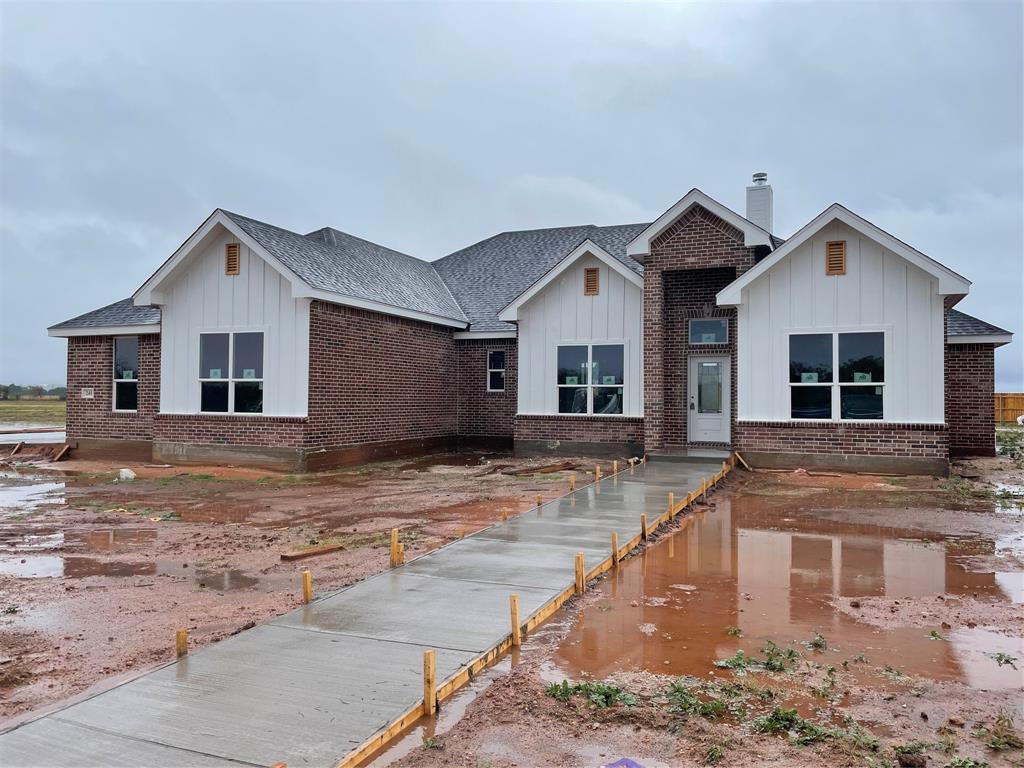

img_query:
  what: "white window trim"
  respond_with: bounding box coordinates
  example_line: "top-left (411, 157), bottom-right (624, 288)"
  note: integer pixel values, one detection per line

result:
top-left (112, 337), bottom-right (139, 413)
top-left (198, 331), bottom-right (265, 415)
top-left (487, 350), bottom-right (506, 392)
top-left (688, 318), bottom-right (729, 346)
top-left (555, 342), bottom-right (626, 417)
top-left (788, 330), bottom-right (886, 422)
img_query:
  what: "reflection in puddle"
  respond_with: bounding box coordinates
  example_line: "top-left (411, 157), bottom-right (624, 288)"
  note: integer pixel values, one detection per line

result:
top-left (551, 495), bottom-right (1023, 692)
top-left (0, 553), bottom-right (259, 591)
top-left (0, 479), bottom-right (65, 514)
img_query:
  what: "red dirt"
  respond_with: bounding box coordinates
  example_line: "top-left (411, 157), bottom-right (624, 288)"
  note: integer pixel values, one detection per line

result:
top-left (0, 451), bottom-right (613, 722)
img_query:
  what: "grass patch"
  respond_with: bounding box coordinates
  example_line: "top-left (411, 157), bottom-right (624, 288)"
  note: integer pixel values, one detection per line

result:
top-left (663, 680), bottom-right (726, 719)
top-left (946, 758), bottom-right (990, 768)
top-left (703, 745), bottom-right (725, 764)
top-left (803, 632), bottom-right (828, 651)
top-left (545, 680), bottom-right (637, 708)
top-left (0, 400), bottom-right (65, 426)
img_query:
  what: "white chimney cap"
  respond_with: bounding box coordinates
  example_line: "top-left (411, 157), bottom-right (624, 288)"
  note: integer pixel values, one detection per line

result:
top-left (752, 172), bottom-right (768, 186)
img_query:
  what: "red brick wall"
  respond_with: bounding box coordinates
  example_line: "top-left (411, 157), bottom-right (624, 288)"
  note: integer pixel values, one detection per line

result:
top-left (945, 343), bottom-right (996, 457)
top-left (455, 338), bottom-right (517, 440)
top-left (514, 414), bottom-right (644, 449)
top-left (152, 413), bottom-right (306, 447)
top-left (66, 334), bottom-right (160, 441)
top-left (305, 301), bottom-right (458, 449)
top-left (734, 421), bottom-right (949, 459)
top-left (643, 205), bottom-right (757, 451)
top-left (663, 268), bottom-right (739, 448)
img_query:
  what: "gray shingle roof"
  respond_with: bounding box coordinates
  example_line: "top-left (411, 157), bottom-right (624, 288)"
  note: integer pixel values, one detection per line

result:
top-left (947, 309), bottom-right (1011, 338)
top-left (50, 297), bottom-right (160, 330)
top-left (434, 223), bottom-right (649, 332)
top-left (222, 211), bottom-right (467, 323)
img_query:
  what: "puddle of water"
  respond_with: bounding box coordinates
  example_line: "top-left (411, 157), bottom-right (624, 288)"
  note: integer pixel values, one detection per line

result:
top-left (0, 479), bottom-right (65, 514)
top-left (397, 452), bottom-right (503, 472)
top-left (549, 494), bottom-right (1024, 692)
top-left (0, 553), bottom-right (259, 591)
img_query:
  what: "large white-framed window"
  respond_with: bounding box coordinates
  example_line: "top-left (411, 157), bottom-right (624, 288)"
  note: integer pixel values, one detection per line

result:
top-left (199, 331), bottom-right (264, 414)
top-left (487, 350), bottom-right (506, 392)
top-left (556, 343), bottom-right (624, 415)
top-left (789, 331), bottom-right (884, 421)
top-left (113, 336), bottom-right (139, 412)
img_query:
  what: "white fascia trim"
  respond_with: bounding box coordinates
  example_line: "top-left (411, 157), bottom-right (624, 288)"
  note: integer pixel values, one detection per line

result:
top-left (497, 239), bottom-right (643, 322)
top-left (717, 203), bottom-right (972, 306)
top-left (626, 188), bottom-right (773, 258)
top-left (453, 331), bottom-right (517, 340)
top-left (302, 288), bottom-right (469, 329)
top-left (48, 324), bottom-right (161, 338)
top-left (948, 334), bottom-right (1013, 346)
top-left (133, 209), bottom-right (310, 306)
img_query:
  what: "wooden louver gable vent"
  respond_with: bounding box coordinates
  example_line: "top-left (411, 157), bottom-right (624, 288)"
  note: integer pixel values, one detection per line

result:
top-left (224, 243), bottom-right (241, 276)
top-left (825, 240), bottom-right (846, 276)
top-left (583, 267), bottom-right (600, 296)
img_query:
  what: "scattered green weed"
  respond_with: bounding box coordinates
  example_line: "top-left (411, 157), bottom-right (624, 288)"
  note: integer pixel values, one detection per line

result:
top-left (946, 758), bottom-right (990, 768)
top-left (752, 707), bottom-right (835, 745)
top-left (544, 680), bottom-right (637, 708)
top-left (726, 626), bottom-right (742, 637)
top-left (803, 632), bottom-right (828, 651)
top-left (703, 745), bottom-right (725, 764)
top-left (929, 629), bottom-right (947, 641)
top-left (988, 652), bottom-right (1018, 669)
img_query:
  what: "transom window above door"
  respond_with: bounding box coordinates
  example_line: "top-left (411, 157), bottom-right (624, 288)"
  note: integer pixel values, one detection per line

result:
top-left (557, 343), bottom-right (624, 415)
top-left (689, 318), bottom-right (728, 345)
top-left (199, 332), bottom-right (264, 414)
top-left (789, 331), bottom-right (884, 420)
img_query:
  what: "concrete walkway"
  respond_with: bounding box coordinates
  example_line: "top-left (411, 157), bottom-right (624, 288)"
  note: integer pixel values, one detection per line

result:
top-left (1, 459), bottom-right (724, 768)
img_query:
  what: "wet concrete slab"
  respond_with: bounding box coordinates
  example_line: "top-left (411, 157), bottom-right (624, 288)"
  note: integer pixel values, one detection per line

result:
top-left (45, 626), bottom-right (473, 766)
top-left (274, 572), bottom-right (559, 652)
top-left (0, 460), bottom-right (723, 767)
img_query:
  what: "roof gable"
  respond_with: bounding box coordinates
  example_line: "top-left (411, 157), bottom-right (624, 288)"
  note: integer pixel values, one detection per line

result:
top-left (717, 203), bottom-right (971, 305)
top-left (133, 210), bottom-right (468, 328)
top-left (497, 238), bottom-right (643, 322)
top-left (435, 222), bottom-right (647, 333)
top-left (626, 188), bottom-right (773, 258)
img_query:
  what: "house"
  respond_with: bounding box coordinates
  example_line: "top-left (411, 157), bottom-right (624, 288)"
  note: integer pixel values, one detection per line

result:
top-left (48, 175), bottom-right (1012, 474)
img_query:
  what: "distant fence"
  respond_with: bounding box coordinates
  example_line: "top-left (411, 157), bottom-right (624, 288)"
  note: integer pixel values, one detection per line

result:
top-left (995, 393), bottom-right (1024, 424)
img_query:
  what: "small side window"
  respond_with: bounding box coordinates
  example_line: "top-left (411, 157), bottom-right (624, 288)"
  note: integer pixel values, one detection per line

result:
top-left (487, 350), bottom-right (506, 392)
top-left (113, 337), bottom-right (139, 411)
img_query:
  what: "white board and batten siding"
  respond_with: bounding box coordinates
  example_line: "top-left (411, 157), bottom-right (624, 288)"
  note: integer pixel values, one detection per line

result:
top-left (737, 220), bottom-right (945, 423)
top-left (517, 255), bottom-right (644, 416)
top-left (159, 228), bottom-right (310, 416)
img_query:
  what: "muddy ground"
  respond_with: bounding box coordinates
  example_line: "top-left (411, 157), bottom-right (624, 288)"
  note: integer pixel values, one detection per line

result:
top-left (0, 450), bottom-right (615, 721)
top-left (377, 458), bottom-right (1023, 768)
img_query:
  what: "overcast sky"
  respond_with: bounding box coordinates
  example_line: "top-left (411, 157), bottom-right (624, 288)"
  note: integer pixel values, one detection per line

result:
top-left (1, 1), bottom-right (1021, 388)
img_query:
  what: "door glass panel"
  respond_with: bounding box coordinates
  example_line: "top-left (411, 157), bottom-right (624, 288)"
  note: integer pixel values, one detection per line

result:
top-left (697, 362), bottom-right (722, 414)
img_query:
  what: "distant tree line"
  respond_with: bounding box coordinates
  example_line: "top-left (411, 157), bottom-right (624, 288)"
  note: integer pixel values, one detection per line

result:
top-left (0, 384), bottom-right (67, 401)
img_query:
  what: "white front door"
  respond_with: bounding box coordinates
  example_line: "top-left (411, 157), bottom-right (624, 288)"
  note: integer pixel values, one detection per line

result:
top-left (688, 356), bottom-right (731, 444)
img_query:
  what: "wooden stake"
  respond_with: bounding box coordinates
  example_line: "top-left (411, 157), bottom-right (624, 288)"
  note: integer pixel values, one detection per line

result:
top-left (595, 464), bottom-right (602, 481)
top-left (569, 474), bottom-right (576, 492)
top-left (175, 628), bottom-right (188, 658)
top-left (667, 492), bottom-right (675, 516)
top-left (613, 460), bottom-right (619, 474)
top-left (701, 478), bottom-right (707, 500)
top-left (611, 532), bottom-right (619, 566)
top-left (535, 494), bottom-right (542, 507)
top-left (460, 528), bottom-right (467, 539)
top-left (734, 451), bottom-right (752, 471)
top-left (502, 508), bottom-right (509, 521)
top-left (52, 443), bottom-right (71, 462)
top-left (397, 542), bottom-right (405, 565)
top-left (640, 513), bottom-right (648, 541)
top-left (301, 569), bottom-right (313, 604)
top-left (509, 594), bottom-right (521, 646)
top-left (423, 649), bottom-right (437, 715)
top-left (9, 441), bottom-right (23, 457)
top-left (574, 552), bottom-right (585, 593)
top-left (389, 528), bottom-right (399, 568)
